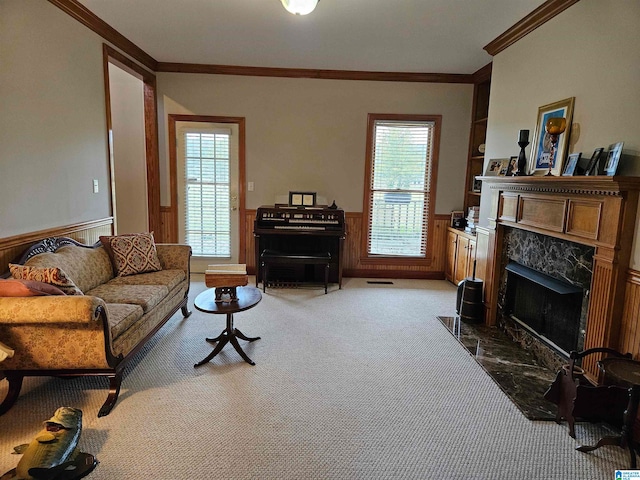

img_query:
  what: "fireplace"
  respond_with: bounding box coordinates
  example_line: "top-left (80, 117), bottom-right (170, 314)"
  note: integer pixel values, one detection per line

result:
top-left (480, 176), bottom-right (640, 381)
top-left (496, 228), bottom-right (594, 370)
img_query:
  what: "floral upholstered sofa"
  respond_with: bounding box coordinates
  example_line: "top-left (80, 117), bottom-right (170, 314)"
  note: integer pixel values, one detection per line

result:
top-left (0, 234), bottom-right (191, 417)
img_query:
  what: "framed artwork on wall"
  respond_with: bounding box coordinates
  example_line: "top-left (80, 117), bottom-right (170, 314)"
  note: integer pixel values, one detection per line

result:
top-left (529, 97), bottom-right (575, 176)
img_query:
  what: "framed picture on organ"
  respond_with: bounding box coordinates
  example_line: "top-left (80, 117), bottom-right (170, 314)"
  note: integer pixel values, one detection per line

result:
top-left (289, 191), bottom-right (316, 207)
top-left (529, 97), bottom-right (575, 176)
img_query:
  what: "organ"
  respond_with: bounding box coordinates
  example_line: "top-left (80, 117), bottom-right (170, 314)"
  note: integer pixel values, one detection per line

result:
top-left (253, 205), bottom-right (346, 288)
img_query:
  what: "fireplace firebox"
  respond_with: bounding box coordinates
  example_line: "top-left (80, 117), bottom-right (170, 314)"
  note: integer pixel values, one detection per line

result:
top-left (505, 262), bottom-right (584, 356)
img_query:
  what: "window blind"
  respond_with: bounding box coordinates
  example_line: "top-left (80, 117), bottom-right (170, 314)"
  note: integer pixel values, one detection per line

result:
top-left (184, 132), bottom-right (231, 257)
top-left (367, 120), bottom-right (434, 257)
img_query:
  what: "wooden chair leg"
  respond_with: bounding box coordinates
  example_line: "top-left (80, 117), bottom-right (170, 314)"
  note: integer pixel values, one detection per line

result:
top-left (98, 373), bottom-right (122, 417)
top-left (0, 374), bottom-right (23, 416)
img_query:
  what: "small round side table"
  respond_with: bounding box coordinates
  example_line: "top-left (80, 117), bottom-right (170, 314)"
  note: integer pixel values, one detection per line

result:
top-left (193, 286), bottom-right (262, 366)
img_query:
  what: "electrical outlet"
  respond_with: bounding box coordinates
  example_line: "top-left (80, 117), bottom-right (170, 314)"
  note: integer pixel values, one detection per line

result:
top-left (93, 179), bottom-right (99, 193)
top-left (248, 181), bottom-right (254, 192)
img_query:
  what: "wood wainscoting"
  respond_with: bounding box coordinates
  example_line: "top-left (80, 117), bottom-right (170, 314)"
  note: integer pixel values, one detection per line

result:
top-left (0, 217), bottom-right (114, 274)
top-left (620, 269), bottom-right (640, 360)
top-left (243, 210), bottom-right (449, 278)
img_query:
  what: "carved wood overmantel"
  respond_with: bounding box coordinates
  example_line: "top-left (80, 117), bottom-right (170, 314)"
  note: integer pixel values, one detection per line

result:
top-left (480, 176), bottom-right (640, 380)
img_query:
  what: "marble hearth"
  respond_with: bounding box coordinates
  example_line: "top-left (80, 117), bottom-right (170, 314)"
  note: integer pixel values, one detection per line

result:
top-left (438, 316), bottom-right (557, 420)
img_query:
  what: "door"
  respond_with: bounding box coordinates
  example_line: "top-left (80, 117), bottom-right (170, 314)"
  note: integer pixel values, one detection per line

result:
top-left (176, 121), bottom-right (240, 273)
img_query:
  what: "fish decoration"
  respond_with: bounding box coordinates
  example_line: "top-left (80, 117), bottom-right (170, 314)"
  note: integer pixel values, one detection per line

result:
top-left (1, 407), bottom-right (97, 480)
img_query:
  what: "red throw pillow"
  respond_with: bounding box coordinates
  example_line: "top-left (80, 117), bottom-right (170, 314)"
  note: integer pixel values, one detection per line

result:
top-left (0, 278), bottom-right (66, 297)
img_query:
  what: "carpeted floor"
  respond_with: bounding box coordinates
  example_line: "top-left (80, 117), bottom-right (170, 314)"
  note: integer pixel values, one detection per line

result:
top-left (0, 277), bottom-right (629, 479)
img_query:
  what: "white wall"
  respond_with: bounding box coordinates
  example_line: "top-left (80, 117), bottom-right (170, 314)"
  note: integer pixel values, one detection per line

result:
top-left (481, 0), bottom-right (640, 266)
top-left (108, 64), bottom-right (149, 234)
top-left (0, 0), bottom-right (111, 237)
top-left (157, 74), bottom-right (473, 213)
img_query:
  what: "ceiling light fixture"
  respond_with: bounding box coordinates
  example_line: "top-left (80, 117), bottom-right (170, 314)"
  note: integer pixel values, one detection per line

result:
top-left (280, 0), bottom-right (319, 15)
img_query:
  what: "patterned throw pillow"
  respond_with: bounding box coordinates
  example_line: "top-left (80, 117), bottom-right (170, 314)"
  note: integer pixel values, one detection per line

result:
top-left (99, 232), bottom-right (162, 277)
top-left (9, 265), bottom-right (83, 295)
top-left (0, 278), bottom-right (66, 297)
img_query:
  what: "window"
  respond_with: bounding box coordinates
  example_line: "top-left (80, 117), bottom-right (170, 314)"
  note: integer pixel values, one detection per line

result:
top-left (362, 114), bottom-right (440, 261)
top-left (183, 130), bottom-right (231, 257)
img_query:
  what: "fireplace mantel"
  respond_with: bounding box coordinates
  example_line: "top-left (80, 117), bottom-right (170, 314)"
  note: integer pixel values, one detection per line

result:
top-left (480, 176), bottom-right (640, 380)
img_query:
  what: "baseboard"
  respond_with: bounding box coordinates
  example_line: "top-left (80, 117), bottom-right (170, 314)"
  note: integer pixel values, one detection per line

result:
top-left (343, 269), bottom-right (445, 280)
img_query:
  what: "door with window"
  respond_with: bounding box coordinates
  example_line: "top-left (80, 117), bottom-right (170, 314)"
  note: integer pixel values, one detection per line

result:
top-left (176, 122), bottom-right (240, 273)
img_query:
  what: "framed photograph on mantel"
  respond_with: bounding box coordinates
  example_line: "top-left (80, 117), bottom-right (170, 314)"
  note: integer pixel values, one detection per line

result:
top-left (529, 97), bottom-right (575, 176)
top-left (604, 142), bottom-right (624, 176)
top-left (562, 152), bottom-right (581, 176)
top-left (583, 147), bottom-right (604, 176)
top-left (484, 158), bottom-right (508, 176)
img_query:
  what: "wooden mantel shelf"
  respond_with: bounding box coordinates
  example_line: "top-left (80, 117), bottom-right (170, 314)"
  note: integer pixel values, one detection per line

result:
top-left (478, 175), bottom-right (640, 196)
top-left (481, 175), bottom-right (640, 381)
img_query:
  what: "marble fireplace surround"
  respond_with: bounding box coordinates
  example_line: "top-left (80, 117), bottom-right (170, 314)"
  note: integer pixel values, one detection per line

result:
top-left (480, 176), bottom-right (640, 382)
top-left (498, 228), bottom-right (594, 372)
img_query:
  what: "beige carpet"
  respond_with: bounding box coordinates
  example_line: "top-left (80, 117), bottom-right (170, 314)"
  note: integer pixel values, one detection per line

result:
top-left (0, 277), bottom-right (629, 479)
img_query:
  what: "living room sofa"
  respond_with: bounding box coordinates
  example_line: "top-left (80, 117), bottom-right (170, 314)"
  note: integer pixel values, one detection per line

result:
top-left (0, 236), bottom-right (191, 417)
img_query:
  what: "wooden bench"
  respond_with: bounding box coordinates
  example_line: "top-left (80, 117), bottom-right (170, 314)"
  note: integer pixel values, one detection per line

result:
top-left (259, 249), bottom-right (331, 294)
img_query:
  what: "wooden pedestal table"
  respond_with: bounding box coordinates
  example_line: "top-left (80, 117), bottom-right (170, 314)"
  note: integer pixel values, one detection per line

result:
top-left (577, 357), bottom-right (640, 468)
top-left (193, 286), bottom-right (262, 366)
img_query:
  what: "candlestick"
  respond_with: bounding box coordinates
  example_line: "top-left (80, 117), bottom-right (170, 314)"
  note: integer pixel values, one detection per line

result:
top-left (514, 140), bottom-right (529, 177)
top-left (518, 129), bottom-right (529, 143)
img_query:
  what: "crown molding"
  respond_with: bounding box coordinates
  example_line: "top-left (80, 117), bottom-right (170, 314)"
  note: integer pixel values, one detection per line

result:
top-left (48, 0), bottom-right (158, 71)
top-left (484, 0), bottom-right (580, 56)
top-left (156, 63), bottom-right (475, 83)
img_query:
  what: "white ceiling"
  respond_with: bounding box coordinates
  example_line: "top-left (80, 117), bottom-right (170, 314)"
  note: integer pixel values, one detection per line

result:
top-left (78, 0), bottom-right (546, 74)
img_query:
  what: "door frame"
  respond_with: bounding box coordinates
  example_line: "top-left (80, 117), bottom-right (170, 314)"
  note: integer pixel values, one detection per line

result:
top-left (102, 44), bottom-right (161, 237)
top-left (168, 114), bottom-right (246, 264)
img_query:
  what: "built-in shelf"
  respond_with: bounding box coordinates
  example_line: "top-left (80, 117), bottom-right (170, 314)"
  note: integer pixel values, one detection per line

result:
top-left (464, 66), bottom-right (491, 212)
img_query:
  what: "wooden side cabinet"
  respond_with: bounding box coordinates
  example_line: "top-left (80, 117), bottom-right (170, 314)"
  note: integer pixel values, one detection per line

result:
top-left (446, 227), bottom-right (477, 285)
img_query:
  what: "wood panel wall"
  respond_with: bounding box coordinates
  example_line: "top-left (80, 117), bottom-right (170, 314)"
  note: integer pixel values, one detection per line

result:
top-left (160, 206), bottom-right (176, 244)
top-left (0, 218), bottom-right (114, 274)
top-left (619, 269), bottom-right (640, 359)
top-left (244, 210), bottom-right (448, 278)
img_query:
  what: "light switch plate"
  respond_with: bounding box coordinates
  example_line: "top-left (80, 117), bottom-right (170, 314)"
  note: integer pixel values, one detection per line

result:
top-left (93, 179), bottom-right (99, 193)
